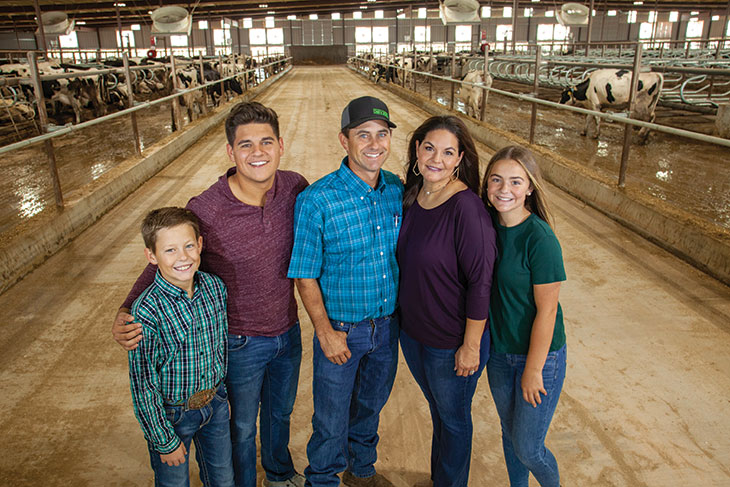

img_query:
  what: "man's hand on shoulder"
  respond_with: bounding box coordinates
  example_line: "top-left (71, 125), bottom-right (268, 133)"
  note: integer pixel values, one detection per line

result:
top-left (112, 307), bottom-right (143, 351)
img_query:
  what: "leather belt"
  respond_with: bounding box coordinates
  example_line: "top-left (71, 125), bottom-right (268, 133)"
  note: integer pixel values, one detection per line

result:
top-left (166, 381), bottom-right (222, 410)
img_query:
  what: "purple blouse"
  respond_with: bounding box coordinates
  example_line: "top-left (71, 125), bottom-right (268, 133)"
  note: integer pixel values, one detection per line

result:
top-left (397, 189), bottom-right (497, 349)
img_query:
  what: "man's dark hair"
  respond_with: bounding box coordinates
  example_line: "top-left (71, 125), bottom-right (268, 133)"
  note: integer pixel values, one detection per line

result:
top-left (225, 101), bottom-right (280, 145)
top-left (141, 207), bottom-right (200, 252)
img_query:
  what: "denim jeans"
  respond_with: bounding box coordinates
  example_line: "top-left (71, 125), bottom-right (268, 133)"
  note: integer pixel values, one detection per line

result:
top-left (487, 345), bottom-right (567, 487)
top-left (399, 329), bottom-right (489, 487)
top-left (304, 315), bottom-right (399, 487)
top-left (148, 384), bottom-right (234, 487)
top-left (226, 323), bottom-right (302, 487)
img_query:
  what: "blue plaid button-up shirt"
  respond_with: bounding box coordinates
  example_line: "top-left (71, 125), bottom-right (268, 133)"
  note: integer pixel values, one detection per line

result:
top-left (288, 158), bottom-right (403, 322)
top-left (129, 270), bottom-right (228, 454)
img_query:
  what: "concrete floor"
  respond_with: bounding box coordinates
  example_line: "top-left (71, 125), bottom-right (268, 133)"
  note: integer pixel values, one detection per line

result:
top-left (1, 66), bottom-right (729, 486)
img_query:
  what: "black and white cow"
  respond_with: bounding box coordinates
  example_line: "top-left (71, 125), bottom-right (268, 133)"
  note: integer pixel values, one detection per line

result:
top-left (560, 69), bottom-right (663, 142)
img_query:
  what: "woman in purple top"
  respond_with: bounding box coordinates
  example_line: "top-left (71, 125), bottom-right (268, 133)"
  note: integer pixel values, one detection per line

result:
top-left (397, 116), bottom-right (497, 487)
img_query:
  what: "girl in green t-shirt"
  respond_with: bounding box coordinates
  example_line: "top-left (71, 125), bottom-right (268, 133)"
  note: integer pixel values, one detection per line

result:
top-left (480, 145), bottom-right (567, 487)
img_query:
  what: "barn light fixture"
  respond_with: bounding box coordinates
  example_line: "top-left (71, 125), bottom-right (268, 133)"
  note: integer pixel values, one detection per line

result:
top-left (77, 21), bottom-right (86, 25)
top-left (712, 14), bottom-right (720, 20)
top-left (633, 1), bottom-right (643, 5)
top-left (131, 24), bottom-right (141, 30)
top-left (287, 15), bottom-right (296, 20)
top-left (690, 10), bottom-right (699, 15)
top-left (607, 10), bottom-right (617, 16)
top-left (360, 5), bottom-right (368, 9)
top-left (114, 2), bottom-right (126, 6)
top-left (259, 4), bottom-right (268, 8)
top-left (267, 11), bottom-right (275, 14)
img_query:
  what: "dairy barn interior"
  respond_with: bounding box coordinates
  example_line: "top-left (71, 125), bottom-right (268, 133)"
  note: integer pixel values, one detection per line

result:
top-left (1, 0), bottom-right (729, 485)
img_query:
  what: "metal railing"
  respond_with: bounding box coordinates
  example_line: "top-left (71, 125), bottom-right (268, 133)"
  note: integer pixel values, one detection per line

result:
top-left (351, 47), bottom-right (730, 189)
top-left (1, 51), bottom-right (291, 208)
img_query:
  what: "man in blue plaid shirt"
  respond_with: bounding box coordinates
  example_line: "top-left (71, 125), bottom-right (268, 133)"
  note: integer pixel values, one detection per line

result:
top-left (288, 96), bottom-right (402, 487)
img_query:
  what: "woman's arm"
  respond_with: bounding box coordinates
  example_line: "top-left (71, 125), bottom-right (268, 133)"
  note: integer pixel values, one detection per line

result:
top-left (455, 318), bottom-right (487, 376)
top-left (521, 281), bottom-right (561, 407)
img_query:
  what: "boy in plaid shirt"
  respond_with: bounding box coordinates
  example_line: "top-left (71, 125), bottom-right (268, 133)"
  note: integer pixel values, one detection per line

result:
top-left (128, 207), bottom-right (234, 487)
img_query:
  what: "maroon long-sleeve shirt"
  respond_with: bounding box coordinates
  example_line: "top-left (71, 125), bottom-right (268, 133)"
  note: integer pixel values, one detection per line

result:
top-left (123, 168), bottom-right (309, 337)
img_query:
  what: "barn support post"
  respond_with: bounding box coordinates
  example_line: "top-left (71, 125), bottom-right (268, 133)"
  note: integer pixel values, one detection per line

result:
top-left (511, 0), bottom-right (518, 53)
top-left (28, 51), bottom-right (63, 208)
top-left (32, 0), bottom-right (48, 58)
top-left (480, 44), bottom-right (490, 122)
top-left (450, 45), bottom-right (456, 111)
top-left (411, 51), bottom-right (417, 92)
top-left (529, 48), bottom-right (542, 144)
top-left (618, 42), bottom-right (643, 188)
top-left (717, 1), bottom-right (730, 60)
top-left (169, 54), bottom-right (182, 132)
top-left (218, 53), bottom-right (226, 101)
top-left (428, 43), bottom-right (434, 100)
top-left (122, 53), bottom-right (141, 156)
top-left (242, 53), bottom-right (249, 92)
top-left (115, 3), bottom-right (123, 57)
top-left (198, 54), bottom-right (209, 114)
top-left (585, 0), bottom-right (594, 55)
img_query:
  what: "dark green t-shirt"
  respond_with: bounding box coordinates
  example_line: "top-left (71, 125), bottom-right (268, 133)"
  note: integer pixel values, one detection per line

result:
top-left (489, 213), bottom-right (566, 354)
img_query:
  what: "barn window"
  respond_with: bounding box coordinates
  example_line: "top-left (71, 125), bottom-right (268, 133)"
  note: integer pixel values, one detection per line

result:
top-left (243, 18), bottom-right (253, 28)
top-left (267, 28), bottom-right (284, 44)
top-left (503, 7), bottom-right (513, 17)
top-left (668, 11), bottom-right (678, 22)
top-left (648, 11), bottom-right (657, 23)
top-left (199, 20), bottom-right (208, 30)
top-left (418, 8), bottom-right (428, 18)
top-left (607, 10), bottom-right (617, 16)
top-left (455, 25), bottom-right (472, 52)
top-left (375, 10), bottom-right (384, 19)
top-left (249, 28), bottom-right (267, 45)
top-left (170, 35), bottom-right (188, 47)
top-left (353, 11), bottom-right (363, 20)
top-left (482, 7), bottom-right (491, 18)
top-left (116, 30), bottom-right (135, 48)
top-left (332, 12), bottom-right (341, 20)
top-left (524, 8), bottom-right (533, 17)
top-left (373, 26), bottom-right (389, 43)
top-left (59, 31), bottom-right (78, 49)
top-left (415, 26), bottom-right (431, 42)
top-left (686, 18), bottom-right (703, 37)
top-left (627, 11), bottom-right (637, 23)
top-left (355, 27), bottom-right (372, 43)
top-left (495, 24), bottom-right (513, 51)
top-left (545, 10), bottom-right (554, 17)
top-left (266, 16), bottom-right (275, 28)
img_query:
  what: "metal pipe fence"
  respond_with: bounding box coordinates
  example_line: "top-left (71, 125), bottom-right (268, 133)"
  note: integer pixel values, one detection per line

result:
top-left (352, 53), bottom-right (730, 189)
top-left (0, 52), bottom-right (292, 209)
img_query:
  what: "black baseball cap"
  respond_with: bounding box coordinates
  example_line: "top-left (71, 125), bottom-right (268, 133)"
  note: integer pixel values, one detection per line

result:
top-left (341, 96), bottom-right (397, 130)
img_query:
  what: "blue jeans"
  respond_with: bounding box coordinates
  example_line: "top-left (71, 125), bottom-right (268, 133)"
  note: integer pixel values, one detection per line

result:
top-left (399, 329), bottom-right (489, 487)
top-left (226, 323), bottom-right (302, 487)
top-left (487, 345), bottom-right (567, 487)
top-left (304, 315), bottom-right (399, 487)
top-left (148, 384), bottom-right (234, 487)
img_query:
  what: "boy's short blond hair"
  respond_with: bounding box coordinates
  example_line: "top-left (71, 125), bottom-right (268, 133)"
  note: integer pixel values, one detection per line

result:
top-left (141, 207), bottom-right (200, 252)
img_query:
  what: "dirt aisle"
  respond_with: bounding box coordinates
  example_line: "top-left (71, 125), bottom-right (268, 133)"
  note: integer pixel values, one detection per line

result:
top-left (0, 66), bottom-right (728, 486)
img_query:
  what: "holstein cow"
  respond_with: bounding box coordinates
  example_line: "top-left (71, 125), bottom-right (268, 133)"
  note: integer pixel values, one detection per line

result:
top-left (560, 69), bottom-right (663, 142)
top-left (455, 70), bottom-right (493, 119)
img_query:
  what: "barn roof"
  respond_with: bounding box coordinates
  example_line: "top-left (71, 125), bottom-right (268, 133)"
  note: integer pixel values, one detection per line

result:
top-left (1, 0), bottom-right (728, 31)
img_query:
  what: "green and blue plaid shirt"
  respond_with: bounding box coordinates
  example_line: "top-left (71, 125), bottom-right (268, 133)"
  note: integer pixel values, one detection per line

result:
top-left (128, 270), bottom-right (228, 453)
top-left (288, 158), bottom-right (403, 322)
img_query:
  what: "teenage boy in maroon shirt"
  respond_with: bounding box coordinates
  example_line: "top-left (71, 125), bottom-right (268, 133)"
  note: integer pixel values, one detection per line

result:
top-left (112, 102), bottom-right (308, 487)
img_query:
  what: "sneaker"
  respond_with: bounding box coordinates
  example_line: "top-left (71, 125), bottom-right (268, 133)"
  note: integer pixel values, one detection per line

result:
top-left (262, 472), bottom-right (306, 487)
top-left (342, 471), bottom-right (394, 487)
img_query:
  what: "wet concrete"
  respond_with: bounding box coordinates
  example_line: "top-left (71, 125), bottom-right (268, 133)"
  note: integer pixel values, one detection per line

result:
top-left (0, 66), bottom-right (729, 486)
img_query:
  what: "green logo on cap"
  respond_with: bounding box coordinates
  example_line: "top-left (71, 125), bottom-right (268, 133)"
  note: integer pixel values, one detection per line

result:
top-left (373, 108), bottom-right (389, 119)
